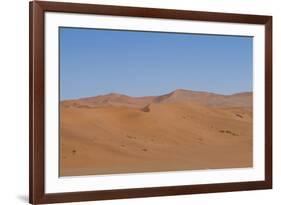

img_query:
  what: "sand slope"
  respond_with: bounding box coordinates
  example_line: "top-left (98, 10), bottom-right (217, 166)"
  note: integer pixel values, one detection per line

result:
top-left (60, 90), bottom-right (253, 176)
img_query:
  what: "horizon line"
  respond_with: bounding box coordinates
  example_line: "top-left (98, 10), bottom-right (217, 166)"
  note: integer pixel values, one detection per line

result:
top-left (60, 88), bottom-right (253, 101)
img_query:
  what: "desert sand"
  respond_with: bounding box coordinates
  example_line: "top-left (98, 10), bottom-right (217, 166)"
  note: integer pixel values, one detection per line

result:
top-left (60, 89), bottom-right (253, 176)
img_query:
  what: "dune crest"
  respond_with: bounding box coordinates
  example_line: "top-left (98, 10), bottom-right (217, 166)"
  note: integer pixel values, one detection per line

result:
top-left (61, 89), bottom-right (252, 109)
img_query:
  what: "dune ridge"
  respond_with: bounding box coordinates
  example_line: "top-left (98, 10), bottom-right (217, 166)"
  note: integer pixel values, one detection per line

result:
top-left (61, 89), bottom-right (252, 109)
top-left (60, 89), bottom-right (253, 176)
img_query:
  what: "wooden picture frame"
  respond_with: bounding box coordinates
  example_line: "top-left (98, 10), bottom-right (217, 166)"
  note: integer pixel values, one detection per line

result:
top-left (29, 1), bottom-right (272, 204)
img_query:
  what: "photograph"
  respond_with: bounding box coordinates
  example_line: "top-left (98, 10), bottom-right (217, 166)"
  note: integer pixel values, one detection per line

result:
top-left (59, 27), bottom-right (253, 177)
top-left (29, 2), bottom-right (272, 203)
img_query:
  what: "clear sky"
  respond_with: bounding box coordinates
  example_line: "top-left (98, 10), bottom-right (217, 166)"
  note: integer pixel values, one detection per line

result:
top-left (60, 27), bottom-right (253, 100)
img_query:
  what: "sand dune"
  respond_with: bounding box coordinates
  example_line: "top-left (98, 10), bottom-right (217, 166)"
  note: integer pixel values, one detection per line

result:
top-left (61, 89), bottom-right (252, 109)
top-left (60, 90), bottom-right (253, 176)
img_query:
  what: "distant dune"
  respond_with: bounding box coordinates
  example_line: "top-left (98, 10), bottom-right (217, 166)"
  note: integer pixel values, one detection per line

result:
top-left (60, 89), bottom-right (253, 176)
top-left (61, 89), bottom-right (252, 109)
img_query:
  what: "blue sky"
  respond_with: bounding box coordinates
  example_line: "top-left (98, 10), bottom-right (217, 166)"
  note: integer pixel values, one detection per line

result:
top-left (60, 27), bottom-right (253, 100)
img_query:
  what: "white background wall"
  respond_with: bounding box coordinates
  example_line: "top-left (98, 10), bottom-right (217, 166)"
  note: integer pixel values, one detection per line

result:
top-left (0, 0), bottom-right (280, 204)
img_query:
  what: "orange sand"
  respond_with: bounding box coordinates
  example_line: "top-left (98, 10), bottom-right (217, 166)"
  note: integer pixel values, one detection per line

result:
top-left (60, 90), bottom-right (252, 176)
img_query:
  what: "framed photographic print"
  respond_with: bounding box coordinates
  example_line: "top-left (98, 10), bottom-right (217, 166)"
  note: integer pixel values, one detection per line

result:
top-left (29, 1), bottom-right (272, 204)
